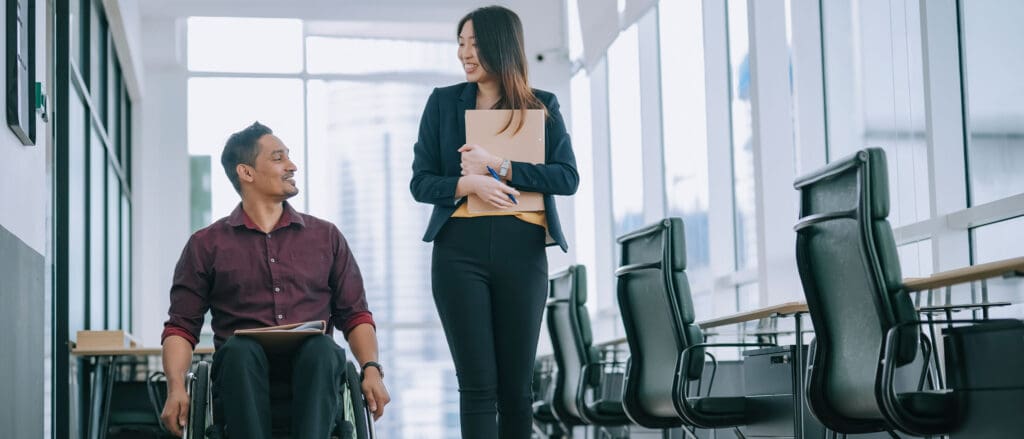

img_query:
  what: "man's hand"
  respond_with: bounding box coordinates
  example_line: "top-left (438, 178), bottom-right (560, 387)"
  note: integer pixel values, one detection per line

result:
top-left (458, 144), bottom-right (501, 176)
top-left (360, 367), bottom-right (390, 421)
top-left (161, 385), bottom-right (190, 436)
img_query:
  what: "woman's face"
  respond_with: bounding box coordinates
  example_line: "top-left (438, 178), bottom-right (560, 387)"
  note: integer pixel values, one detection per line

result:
top-left (458, 20), bottom-right (492, 84)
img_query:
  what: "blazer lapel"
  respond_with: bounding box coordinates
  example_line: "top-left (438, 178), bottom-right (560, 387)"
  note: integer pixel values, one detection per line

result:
top-left (456, 82), bottom-right (477, 148)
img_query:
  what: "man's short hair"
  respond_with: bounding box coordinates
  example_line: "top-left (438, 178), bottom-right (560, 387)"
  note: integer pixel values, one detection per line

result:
top-left (221, 121), bottom-right (273, 193)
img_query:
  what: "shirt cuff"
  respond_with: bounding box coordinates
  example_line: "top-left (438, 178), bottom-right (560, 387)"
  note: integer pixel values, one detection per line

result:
top-left (161, 326), bottom-right (198, 349)
top-left (341, 312), bottom-right (376, 339)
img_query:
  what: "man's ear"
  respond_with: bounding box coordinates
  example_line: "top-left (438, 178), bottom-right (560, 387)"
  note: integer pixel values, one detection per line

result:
top-left (236, 163), bottom-right (255, 184)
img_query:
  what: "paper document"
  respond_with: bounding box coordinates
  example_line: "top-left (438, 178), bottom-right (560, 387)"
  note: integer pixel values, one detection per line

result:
top-left (235, 320), bottom-right (327, 354)
top-left (465, 109), bottom-right (546, 213)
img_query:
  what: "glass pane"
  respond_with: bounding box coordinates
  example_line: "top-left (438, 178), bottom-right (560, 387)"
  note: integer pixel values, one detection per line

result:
top-left (660, 0), bottom-right (711, 294)
top-left (107, 39), bottom-right (118, 133)
top-left (972, 217), bottom-right (1024, 317)
top-left (728, 0), bottom-right (758, 270)
top-left (90, 0), bottom-right (105, 107)
top-left (961, 0), bottom-right (1024, 205)
top-left (187, 78), bottom-right (305, 219)
top-left (187, 17), bottom-right (303, 73)
top-left (121, 194), bottom-right (131, 332)
top-left (70, 0), bottom-right (83, 71)
top-left (106, 163), bottom-right (120, 329)
top-left (307, 80), bottom-right (445, 436)
top-left (306, 37), bottom-right (460, 76)
top-left (570, 71), bottom-right (599, 310)
top-left (896, 239), bottom-right (933, 278)
top-left (122, 87), bottom-right (131, 183)
top-left (822, 0), bottom-right (929, 226)
top-left (973, 216), bottom-right (1024, 264)
top-left (89, 127), bottom-right (106, 329)
top-left (607, 24), bottom-right (644, 240)
top-left (738, 282), bottom-right (759, 312)
top-left (69, 93), bottom-right (87, 337)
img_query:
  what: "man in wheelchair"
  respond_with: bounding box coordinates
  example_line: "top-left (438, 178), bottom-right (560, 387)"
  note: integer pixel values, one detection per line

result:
top-left (159, 122), bottom-right (390, 437)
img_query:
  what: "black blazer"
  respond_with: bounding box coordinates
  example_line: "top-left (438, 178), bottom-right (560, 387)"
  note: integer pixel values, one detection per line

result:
top-left (410, 82), bottom-right (579, 252)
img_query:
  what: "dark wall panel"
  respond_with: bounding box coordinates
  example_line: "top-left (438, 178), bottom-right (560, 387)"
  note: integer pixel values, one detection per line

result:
top-left (0, 224), bottom-right (45, 437)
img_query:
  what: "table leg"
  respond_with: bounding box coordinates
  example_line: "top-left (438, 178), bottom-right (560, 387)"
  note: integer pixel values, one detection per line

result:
top-left (793, 313), bottom-right (804, 439)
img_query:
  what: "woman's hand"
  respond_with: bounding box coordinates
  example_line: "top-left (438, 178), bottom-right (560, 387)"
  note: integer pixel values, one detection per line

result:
top-left (458, 144), bottom-right (502, 176)
top-left (460, 175), bottom-right (520, 209)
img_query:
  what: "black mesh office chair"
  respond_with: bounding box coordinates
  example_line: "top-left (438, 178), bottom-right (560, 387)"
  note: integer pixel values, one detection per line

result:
top-left (616, 218), bottom-right (773, 432)
top-left (793, 148), bottom-right (1024, 437)
top-left (545, 265), bottom-right (632, 435)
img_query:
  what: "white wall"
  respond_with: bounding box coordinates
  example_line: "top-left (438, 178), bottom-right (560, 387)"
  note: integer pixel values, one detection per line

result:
top-left (0, 0), bottom-right (50, 255)
top-left (133, 16), bottom-right (191, 346)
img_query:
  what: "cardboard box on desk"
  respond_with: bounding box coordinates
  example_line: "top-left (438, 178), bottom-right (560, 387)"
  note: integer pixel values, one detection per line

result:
top-left (75, 329), bottom-right (137, 350)
top-left (234, 320), bottom-right (327, 354)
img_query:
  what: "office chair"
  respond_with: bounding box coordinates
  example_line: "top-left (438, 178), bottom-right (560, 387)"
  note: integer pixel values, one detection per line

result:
top-left (545, 265), bottom-right (632, 437)
top-left (616, 218), bottom-right (774, 435)
top-left (793, 147), bottom-right (1024, 438)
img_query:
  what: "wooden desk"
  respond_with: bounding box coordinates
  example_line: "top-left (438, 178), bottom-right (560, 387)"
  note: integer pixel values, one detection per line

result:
top-left (697, 301), bottom-right (809, 330)
top-left (72, 346), bottom-right (215, 357)
top-left (903, 256), bottom-right (1024, 292)
top-left (72, 345), bottom-right (214, 439)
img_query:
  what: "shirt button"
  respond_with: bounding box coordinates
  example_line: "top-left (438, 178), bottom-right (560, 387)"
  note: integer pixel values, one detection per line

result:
top-left (274, 287), bottom-right (280, 293)
top-left (270, 257), bottom-right (276, 263)
top-left (266, 234), bottom-right (271, 239)
top-left (277, 314), bottom-right (284, 320)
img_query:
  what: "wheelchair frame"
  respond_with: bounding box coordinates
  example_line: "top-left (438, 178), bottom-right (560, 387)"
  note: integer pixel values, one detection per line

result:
top-left (181, 360), bottom-right (375, 439)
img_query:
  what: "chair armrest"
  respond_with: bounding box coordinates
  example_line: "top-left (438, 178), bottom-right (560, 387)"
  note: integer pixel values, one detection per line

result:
top-left (677, 342), bottom-right (776, 395)
top-left (903, 257), bottom-right (1024, 292)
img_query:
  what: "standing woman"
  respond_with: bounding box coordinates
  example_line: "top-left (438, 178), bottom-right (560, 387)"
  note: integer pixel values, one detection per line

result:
top-left (410, 5), bottom-right (578, 438)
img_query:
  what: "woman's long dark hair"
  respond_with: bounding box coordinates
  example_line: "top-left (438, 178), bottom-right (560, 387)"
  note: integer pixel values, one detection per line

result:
top-left (458, 6), bottom-right (547, 135)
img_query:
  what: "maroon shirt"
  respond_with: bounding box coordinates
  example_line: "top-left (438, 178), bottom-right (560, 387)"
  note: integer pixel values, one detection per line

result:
top-left (162, 202), bottom-right (375, 349)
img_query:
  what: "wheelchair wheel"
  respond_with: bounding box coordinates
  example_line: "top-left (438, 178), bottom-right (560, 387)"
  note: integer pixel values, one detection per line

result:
top-left (184, 361), bottom-right (212, 439)
top-left (344, 361), bottom-right (373, 439)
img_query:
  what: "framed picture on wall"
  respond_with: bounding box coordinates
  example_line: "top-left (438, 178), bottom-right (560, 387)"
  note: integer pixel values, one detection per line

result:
top-left (6, 0), bottom-right (35, 145)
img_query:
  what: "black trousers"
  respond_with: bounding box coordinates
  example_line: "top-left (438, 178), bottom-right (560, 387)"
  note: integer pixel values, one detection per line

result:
top-left (432, 216), bottom-right (549, 438)
top-left (211, 334), bottom-right (345, 438)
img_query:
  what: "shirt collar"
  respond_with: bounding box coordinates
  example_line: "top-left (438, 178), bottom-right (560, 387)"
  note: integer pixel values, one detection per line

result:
top-left (226, 201), bottom-right (306, 231)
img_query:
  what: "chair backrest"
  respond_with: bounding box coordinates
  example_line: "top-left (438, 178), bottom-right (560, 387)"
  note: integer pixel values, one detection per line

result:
top-left (546, 264), bottom-right (596, 426)
top-left (616, 218), bottom-right (703, 428)
top-left (793, 148), bottom-right (918, 432)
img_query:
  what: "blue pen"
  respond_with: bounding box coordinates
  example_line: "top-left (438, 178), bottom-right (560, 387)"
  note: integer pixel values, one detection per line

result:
top-left (486, 165), bottom-right (518, 205)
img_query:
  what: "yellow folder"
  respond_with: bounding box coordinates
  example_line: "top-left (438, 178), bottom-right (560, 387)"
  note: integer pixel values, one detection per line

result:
top-left (465, 109), bottom-right (546, 213)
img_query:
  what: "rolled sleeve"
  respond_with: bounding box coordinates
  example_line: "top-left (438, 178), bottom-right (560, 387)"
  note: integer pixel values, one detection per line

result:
top-left (162, 235), bottom-right (211, 348)
top-left (329, 226), bottom-right (373, 336)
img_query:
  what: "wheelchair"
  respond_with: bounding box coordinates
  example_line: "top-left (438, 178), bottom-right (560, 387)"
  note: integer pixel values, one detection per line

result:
top-left (182, 359), bottom-right (375, 439)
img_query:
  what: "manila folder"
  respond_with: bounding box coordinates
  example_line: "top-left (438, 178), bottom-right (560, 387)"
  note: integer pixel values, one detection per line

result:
top-left (465, 109), bottom-right (545, 213)
top-left (234, 320), bottom-right (327, 354)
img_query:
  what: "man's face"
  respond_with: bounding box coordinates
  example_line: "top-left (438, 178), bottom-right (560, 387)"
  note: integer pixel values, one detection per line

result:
top-left (242, 134), bottom-right (299, 199)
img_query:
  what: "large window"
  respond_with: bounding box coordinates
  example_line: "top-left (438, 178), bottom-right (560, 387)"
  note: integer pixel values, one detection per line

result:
top-left (187, 19), bottom-right (462, 437)
top-left (570, 70), bottom-right (598, 311)
top-left (960, 0), bottom-right (1024, 205)
top-left (56, 0), bottom-right (134, 433)
top-left (607, 24), bottom-right (644, 241)
top-left (727, 0), bottom-right (758, 271)
top-left (659, 0), bottom-right (712, 315)
top-left (822, 0), bottom-right (929, 227)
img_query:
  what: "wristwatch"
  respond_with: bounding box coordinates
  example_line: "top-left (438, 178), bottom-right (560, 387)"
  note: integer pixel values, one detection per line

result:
top-left (498, 158), bottom-right (511, 178)
top-left (361, 361), bottom-right (383, 379)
